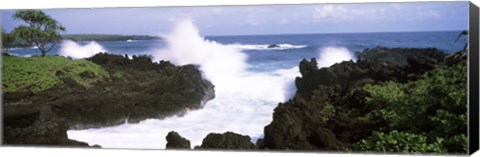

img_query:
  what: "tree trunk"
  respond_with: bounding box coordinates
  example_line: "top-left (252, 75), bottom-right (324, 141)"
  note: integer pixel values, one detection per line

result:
top-left (41, 49), bottom-right (46, 57)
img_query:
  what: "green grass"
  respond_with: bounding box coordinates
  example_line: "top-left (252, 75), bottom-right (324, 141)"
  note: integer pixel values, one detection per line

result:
top-left (2, 55), bottom-right (108, 93)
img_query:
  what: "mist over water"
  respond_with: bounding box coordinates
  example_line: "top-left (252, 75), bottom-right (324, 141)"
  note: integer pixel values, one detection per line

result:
top-left (67, 20), bottom-right (301, 149)
top-left (317, 47), bottom-right (355, 68)
top-left (59, 40), bottom-right (106, 59)
top-left (65, 20), bottom-right (363, 149)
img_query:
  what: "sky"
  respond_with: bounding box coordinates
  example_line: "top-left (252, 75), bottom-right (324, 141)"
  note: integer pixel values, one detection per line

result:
top-left (1, 2), bottom-right (469, 36)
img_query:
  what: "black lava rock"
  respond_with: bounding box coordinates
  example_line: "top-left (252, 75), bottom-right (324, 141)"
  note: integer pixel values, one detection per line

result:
top-left (197, 132), bottom-right (255, 150)
top-left (3, 53), bottom-right (216, 146)
top-left (165, 131), bottom-right (191, 149)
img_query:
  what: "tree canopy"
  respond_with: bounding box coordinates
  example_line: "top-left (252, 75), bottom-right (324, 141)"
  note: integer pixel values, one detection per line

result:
top-left (2, 29), bottom-right (18, 53)
top-left (12, 10), bottom-right (65, 57)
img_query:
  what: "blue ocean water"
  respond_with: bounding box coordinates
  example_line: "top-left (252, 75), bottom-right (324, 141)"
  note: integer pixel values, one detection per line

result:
top-left (8, 31), bottom-right (467, 73)
top-left (11, 30), bottom-right (467, 149)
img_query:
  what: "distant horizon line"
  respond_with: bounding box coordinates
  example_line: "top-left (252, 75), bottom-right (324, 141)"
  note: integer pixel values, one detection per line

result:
top-left (60, 29), bottom-right (466, 38)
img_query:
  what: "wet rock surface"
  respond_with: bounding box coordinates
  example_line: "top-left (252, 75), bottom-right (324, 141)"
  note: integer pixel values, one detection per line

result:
top-left (165, 131), bottom-right (191, 149)
top-left (356, 46), bottom-right (446, 66)
top-left (262, 47), bottom-right (452, 151)
top-left (3, 106), bottom-right (89, 146)
top-left (197, 132), bottom-right (255, 150)
top-left (3, 53), bottom-right (215, 146)
top-left (4, 47), bottom-right (461, 150)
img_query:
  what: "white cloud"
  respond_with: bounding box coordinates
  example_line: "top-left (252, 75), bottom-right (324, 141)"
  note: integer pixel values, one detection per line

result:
top-left (311, 4), bottom-right (386, 23)
top-left (244, 12), bottom-right (259, 26)
top-left (280, 18), bottom-right (290, 24)
top-left (391, 3), bottom-right (401, 10)
top-left (312, 5), bottom-right (348, 19)
top-left (212, 8), bottom-right (223, 14)
top-left (419, 9), bottom-right (440, 18)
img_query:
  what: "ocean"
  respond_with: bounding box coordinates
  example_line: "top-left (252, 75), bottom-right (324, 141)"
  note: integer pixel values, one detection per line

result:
top-left (6, 29), bottom-right (467, 149)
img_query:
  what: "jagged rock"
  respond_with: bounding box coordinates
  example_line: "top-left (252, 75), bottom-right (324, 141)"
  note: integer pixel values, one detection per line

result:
top-left (357, 46), bottom-right (446, 66)
top-left (3, 53), bottom-right (216, 146)
top-left (91, 144), bottom-right (102, 148)
top-left (255, 138), bottom-right (265, 149)
top-left (295, 58), bottom-right (405, 100)
top-left (267, 44), bottom-right (280, 48)
top-left (263, 93), bottom-right (345, 151)
top-left (3, 53), bottom-right (215, 129)
top-left (165, 131), bottom-right (191, 149)
top-left (197, 132), bottom-right (255, 149)
top-left (3, 106), bottom-right (89, 146)
top-left (263, 47), bottom-right (450, 151)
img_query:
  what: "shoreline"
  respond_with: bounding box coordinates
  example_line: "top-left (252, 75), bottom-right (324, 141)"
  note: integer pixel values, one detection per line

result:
top-left (2, 46), bottom-right (469, 154)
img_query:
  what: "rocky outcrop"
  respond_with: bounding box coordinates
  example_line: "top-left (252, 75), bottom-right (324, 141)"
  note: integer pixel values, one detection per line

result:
top-left (267, 44), bottom-right (280, 48)
top-left (3, 106), bottom-right (89, 146)
top-left (295, 58), bottom-right (405, 100)
top-left (196, 132), bottom-right (255, 150)
top-left (3, 53), bottom-right (215, 145)
top-left (356, 46), bottom-right (446, 66)
top-left (263, 47), bottom-right (450, 151)
top-left (165, 131), bottom-right (190, 149)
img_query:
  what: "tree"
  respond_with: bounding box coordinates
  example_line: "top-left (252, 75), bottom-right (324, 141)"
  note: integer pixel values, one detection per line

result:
top-left (12, 10), bottom-right (65, 57)
top-left (454, 30), bottom-right (468, 52)
top-left (1, 29), bottom-right (16, 53)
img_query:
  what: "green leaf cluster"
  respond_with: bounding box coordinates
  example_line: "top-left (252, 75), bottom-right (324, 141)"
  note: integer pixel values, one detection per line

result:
top-left (353, 130), bottom-right (446, 153)
top-left (12, 10), bottom-right (66, 56)
top-left (2, 55), bottom-right (108, 93)
top-left (2, 29), bottom-right (17, 53)
top-left (354, 63), bottom-right (467, 154)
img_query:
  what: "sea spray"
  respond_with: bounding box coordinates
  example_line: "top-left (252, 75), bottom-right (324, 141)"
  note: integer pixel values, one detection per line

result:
top-left (66, 33), bottom-right (358, 149)
top-left (317, 47), bottom-right (356, 68)
top-left (154, 20), bottom-right (295, 101)
top-left (59, 40), bottom-right (106, 59)
top-left (68, 20), bottom-right (301, 149)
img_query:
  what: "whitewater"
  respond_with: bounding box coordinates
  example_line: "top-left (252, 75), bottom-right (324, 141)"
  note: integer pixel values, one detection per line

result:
top-left (66, 20), bottom-right (355, 149)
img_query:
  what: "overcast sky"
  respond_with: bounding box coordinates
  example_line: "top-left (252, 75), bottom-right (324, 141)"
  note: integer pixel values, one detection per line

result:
top-left (1, 2), bottom-right (469, 36)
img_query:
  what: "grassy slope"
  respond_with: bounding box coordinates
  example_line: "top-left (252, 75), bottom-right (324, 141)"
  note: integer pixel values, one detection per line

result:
top-left (2, 55), bottom-right (108, 93)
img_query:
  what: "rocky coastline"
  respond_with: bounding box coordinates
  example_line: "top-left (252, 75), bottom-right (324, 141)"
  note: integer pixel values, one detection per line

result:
top-left (3, 46), bottom-right (467, 154)
top-left (167, 46), bottom-right (467, 154)
top-left (3, 53), bottom-right (215, 146)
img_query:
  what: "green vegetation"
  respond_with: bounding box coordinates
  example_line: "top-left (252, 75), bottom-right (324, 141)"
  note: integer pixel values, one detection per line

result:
top-left (355, 63), bottom-right (467, 153)
top-left (2, 55), bottom-right (108, 93)
top-left (62, 34), bottom-right (161, 42)
top-left (263, 46), bottom-right (467, 154)
top-left (12, 10), bottom-right (65, 57)
top-left (2, 29), bottom-right (16, 53)
top-left (353, 130), bottom-right (446, 153)
top-left (1, 29), bottom-right (32, 49)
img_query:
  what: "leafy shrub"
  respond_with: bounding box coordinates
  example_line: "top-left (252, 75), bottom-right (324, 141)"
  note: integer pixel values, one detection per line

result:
top-left (2, 55), bottom-right (108, 93)
top-left (353, 130), bottom-right (446, 153)
top-left (359, 63), bottom-right (467, 153)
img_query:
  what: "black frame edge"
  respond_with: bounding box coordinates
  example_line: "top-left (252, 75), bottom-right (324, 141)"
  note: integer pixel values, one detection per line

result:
top-left (469, 1), bottom-right (480, 155)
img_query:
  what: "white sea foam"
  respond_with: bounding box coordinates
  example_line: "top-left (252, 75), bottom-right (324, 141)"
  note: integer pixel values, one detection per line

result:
top-left (67, 20), bottom-right (301, 149)
top-left (66, 21), bottom-right (354, 149)
top-left (317, 47), bottom-right (355, 68)
top-left (8, 47), bottom-right (21, 51)
top-left (7, 52), bottom-right (31, 57)
top-left (59, 40), bottom-right (106, 59)
top-left (228, 43), bottom-right (307, 51)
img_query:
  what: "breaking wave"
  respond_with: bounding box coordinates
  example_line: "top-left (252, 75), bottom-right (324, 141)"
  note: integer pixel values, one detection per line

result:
top-left (228, 43), bottom-right (307, 51)
top-left (59, 40), bottom-right (106, 59)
